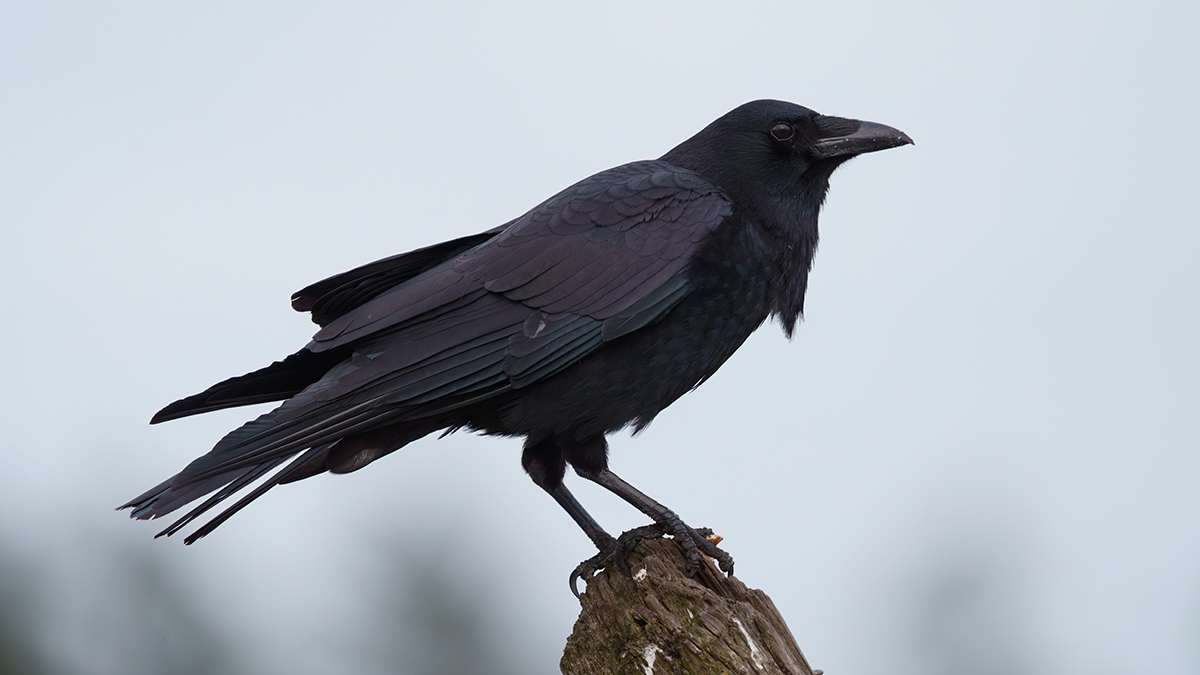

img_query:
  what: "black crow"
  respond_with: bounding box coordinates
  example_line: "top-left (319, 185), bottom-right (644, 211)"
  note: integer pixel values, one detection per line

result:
top-left (123, 100), bottom-right (911, 594)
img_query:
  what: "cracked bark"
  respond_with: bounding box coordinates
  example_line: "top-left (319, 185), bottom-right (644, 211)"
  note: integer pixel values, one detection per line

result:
top-left (560, 537), bottom-right (820, 675)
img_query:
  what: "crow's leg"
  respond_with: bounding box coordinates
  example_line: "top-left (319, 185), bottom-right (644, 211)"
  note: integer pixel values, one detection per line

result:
top-left (522, 436), bottom-right (619, 596)
top-left (577, 467), bottom-right (734, 578)
top-left (540, 482), bottom-right (620, 598)
top-left (545, 482), bottom-right (615, 552)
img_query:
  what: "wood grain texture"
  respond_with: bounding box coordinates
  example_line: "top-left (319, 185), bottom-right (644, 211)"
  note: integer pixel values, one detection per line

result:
top-left (562, 537), bottom-right (818, 675)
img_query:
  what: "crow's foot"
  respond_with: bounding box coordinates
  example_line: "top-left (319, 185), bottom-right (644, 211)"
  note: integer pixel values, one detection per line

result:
top-left (569, 531), bottom-right (618, 599)
top-left (575, 468), bottom-right (735, 580)
top-left (660, 522), bottom-right (735, 579)
top-left (693, 527), bottom-right (735, 577)
top-left (570, 524), bottom-right (664, 598)
top-left (568, 523), bottom-right (734, 598)
top-left (612, 523), bottom-right (669, 575)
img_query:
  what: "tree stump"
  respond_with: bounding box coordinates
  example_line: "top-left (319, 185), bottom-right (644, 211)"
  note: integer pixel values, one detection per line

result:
top-left (561, 536), bottom-right (819, 675)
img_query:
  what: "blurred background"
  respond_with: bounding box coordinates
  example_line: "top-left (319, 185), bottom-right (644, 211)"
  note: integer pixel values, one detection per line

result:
top-left (2, 1), bottom-right (1198, 673)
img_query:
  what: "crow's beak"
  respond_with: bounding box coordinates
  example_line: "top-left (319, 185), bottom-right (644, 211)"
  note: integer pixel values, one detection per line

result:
top-left (811, 117), bottom-right (913, 160)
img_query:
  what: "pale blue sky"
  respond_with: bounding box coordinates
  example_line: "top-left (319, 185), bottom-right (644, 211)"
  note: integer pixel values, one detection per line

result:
top-left (2, 2), bottom-right (1198, 673)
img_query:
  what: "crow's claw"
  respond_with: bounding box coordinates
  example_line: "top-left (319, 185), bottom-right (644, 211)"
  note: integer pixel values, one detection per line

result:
top-left (664, 523), bottom-right (735, 579)
top-left (569, 552), bottom-right (607, 599)
top-left (692, 527), bottom-right (735, 575)
top-left (569, 531), bottom-right (617, 598)
top-left (614, 524), bottom-right (667, 576)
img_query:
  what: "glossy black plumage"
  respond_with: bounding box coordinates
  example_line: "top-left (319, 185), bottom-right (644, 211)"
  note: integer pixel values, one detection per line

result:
top-left (123, 100), bottom-right (910, 584)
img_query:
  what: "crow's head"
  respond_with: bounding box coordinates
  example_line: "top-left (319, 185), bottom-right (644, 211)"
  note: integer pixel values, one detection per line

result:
top-left (661, 99), bottom-right (912, 215)
top-left (662, 99), bottom-right (912, 334)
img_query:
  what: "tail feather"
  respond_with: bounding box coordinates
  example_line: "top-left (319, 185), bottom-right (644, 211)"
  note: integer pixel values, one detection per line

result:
top-left (181, 446), bottom-right (329, 545)
top-left (120, 405), bottom-right (454, 540)
top-left (123, 468), bottom-right (246, 520)
top-left (119, 445), bottom-right (331, 543)
top-left (154, 455), bottom-right (293, 538)
top-left (181, 403), bottom-right (403, 486)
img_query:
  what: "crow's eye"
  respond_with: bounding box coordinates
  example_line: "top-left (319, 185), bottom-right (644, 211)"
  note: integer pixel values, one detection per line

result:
top-left (770, 123), bottom-right (794, 141)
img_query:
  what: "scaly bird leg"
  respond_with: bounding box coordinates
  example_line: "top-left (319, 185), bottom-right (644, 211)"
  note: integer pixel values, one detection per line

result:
top-left (542, 482), bottom-right (618, 597)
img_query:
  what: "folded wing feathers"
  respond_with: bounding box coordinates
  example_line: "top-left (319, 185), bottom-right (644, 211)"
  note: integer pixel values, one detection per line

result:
top-left (292, 229), bottom-right (502, 325)
top-left (131, 162), bottom-right (734, 539)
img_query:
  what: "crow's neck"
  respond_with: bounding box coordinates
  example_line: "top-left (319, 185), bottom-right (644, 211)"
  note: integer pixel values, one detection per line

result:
top-left (752, 182), bottom-right (823, 337)
top-left (659, 149), bottom-right (830, 337)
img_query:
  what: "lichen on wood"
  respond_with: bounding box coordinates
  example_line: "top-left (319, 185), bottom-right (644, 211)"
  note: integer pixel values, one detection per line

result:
top-left (561, 536), bottom-right (818, 675)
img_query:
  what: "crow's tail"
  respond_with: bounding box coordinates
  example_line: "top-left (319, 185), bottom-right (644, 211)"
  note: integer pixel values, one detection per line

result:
top-left (120, 410), bottom-right (449, 543)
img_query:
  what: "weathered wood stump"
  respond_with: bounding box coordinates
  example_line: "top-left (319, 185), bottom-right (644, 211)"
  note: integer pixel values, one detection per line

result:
top-left (561, 537), bottom-right (819, 675)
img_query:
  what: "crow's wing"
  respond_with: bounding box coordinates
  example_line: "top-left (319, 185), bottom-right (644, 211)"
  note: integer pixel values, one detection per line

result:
top-left (288, 160), bottom-right (731, 404)
top-left (291, 225), bottom-right (507, 327)
top-left (149, 228), bottom-right (507, 424)
top-left (309, 162), bottom-right (729, 349)
top-left (126, 160), bottom-right (732, 535)
top-left (196, 160), bottom-right (730, 466)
